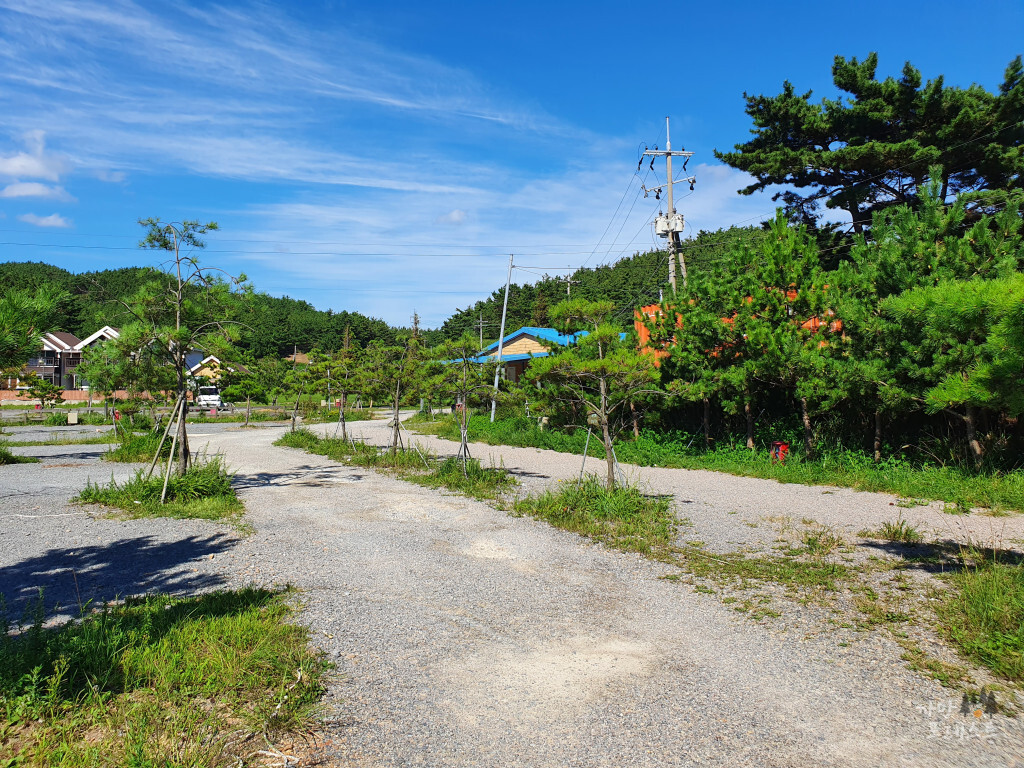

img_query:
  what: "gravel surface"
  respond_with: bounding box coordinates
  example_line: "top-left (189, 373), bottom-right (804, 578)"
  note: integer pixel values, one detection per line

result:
top-left (1, 424), bottom-right (240, 620)
top-left (339, 417), bottom-right (1024, 559)
top-left (3, 419), bottom-right (1023, 766)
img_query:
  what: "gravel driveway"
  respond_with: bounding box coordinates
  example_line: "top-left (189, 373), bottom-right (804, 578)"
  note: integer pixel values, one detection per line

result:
top-left (3, 420), bottom-right (1022, 766)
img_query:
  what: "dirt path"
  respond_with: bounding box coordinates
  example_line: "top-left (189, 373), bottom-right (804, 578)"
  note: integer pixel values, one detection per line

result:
top-left (188, 424), bottom-right (1022, 767)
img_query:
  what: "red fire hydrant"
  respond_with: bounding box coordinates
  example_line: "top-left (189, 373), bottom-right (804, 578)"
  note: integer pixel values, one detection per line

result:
top-left (770, 441), bottom-right (789, 463)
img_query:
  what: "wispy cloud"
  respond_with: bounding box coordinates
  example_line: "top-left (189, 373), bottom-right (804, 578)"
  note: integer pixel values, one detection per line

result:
top-left (222, 162), bottom-right (775, 325)
top-left (0, 0), bottom-right (570, 192)
top-left (0, 1), bottom-right (781, 327)
top-left (18, 212), bottom-right (72, 228)
top-left (0, 181), bottom-right (74, 200)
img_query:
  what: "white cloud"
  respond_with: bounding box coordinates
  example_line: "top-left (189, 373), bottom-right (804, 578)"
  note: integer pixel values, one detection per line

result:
top-left (0, 181), bottom-right (73, 200)
top-left (0, 129), bottom-right (67, 181)
top-left (96, 169), bottom-right (125, 183)
top-left (436, 209), bottom-right (467, 225)
top-left (18, 212), bottom-right (71, 228)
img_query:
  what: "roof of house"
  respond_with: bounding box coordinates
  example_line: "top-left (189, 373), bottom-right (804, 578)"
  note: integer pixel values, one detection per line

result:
top-left (479, 326), bottom-right (581, 356)
top-left (41, 331), bottom-right (81, 351)
top-left (187, 353), bottom-right (217, 373)
top-left (75, 326), bottom-right (120, 349)
top-left (186, 354), bottom-right (250, 376)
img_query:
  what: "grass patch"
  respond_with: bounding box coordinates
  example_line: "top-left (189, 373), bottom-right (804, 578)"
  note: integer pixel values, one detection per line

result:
top-left (77, 456), bottom-right (243, 521)
top-left (102, 431), bottom-right (169, 463)
top-left (275, 427), bottom-right (430, 471)
top-left (670, 547), bottom-right (850, 594)
top-left (937, 555), bottom-right (1024, 684)
top-left (1, 587), bottom-right (328, 766)
top-left (897, 637), bottom-right (972, 688)
top-left (187, 408), bottom-right (373, 424)
top-left (874, 518), bottom-right (924, 544)
top-left (275, 428), bottom-right (517, 500)
top-left (512, 476), bottom-right (676, 556)
top-left (0, 443), bottom-right (39, 464)
top-left (2, 431), bottom-right (120, 447)
top-left (407, 456), bottom-right (518, 501)
top-left (25, 411), bottom-right (113, 427)
top-left (187, 408), bottom-right (288, 423)
top-left (413, 415), bottom-right (1024, 513)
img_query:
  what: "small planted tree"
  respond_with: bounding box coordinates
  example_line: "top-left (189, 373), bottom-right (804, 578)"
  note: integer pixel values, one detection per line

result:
top-left (220, 354), bottom-right (264, 426)
top-left (122, 218), bottom-right (249, 476)
top-left (308, 329), bottom-right (362, 440)
top-left (363, 333), bottom-right (431, 456)
top-left (530, 299), bottom-right (659, 490)
top-left (283, 358), bottom-right (313, 433)
top-left (25, 374), bottom-right (64, 410)
top-left (433, 332), bottom-right (497, 470)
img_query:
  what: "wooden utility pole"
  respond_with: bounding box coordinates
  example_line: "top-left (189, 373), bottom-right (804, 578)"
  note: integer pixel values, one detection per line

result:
top-left (643, 117), bottom-right (695, 293)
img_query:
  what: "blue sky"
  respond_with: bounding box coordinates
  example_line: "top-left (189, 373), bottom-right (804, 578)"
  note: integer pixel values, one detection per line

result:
top-left (0, 0), bottom-right (1021, 327)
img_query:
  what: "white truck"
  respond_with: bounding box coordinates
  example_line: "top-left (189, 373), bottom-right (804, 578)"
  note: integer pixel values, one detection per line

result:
top-left (196, 386), bottom-right (225, 409)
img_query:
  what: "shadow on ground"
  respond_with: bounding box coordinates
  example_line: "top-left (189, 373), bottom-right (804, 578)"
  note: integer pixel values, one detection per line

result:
top-left (861, 538), bottom-right (1024, 573)
top-left (232, 464), bottom-right (366, 489)
top-left (0, 533), bottom-right (238, 620)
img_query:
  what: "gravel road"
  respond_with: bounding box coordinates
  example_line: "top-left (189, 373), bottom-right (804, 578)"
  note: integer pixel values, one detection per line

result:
top-left (339, 416), bottom-right (1024, 559)
top-left (3, 420), bottom-right (1023, 766)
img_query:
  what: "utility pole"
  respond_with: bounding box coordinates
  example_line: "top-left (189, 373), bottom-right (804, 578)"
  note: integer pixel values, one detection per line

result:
top-left (490, 254), bottom-right (514, 423)
top-left (563, 276), bottom-right (578, 297)
top-left (642, 117), bottom-right (695, 293)
top-left (474, 311), bottom-right (498, 351)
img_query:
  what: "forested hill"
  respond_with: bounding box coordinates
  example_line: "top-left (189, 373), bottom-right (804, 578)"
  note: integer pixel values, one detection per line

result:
top-left (1, 233), bottom-right (760, 354)
top-left (441, 227), bottom-right (765, 342)
top-left (0, 261), bottom-right (398, 358)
